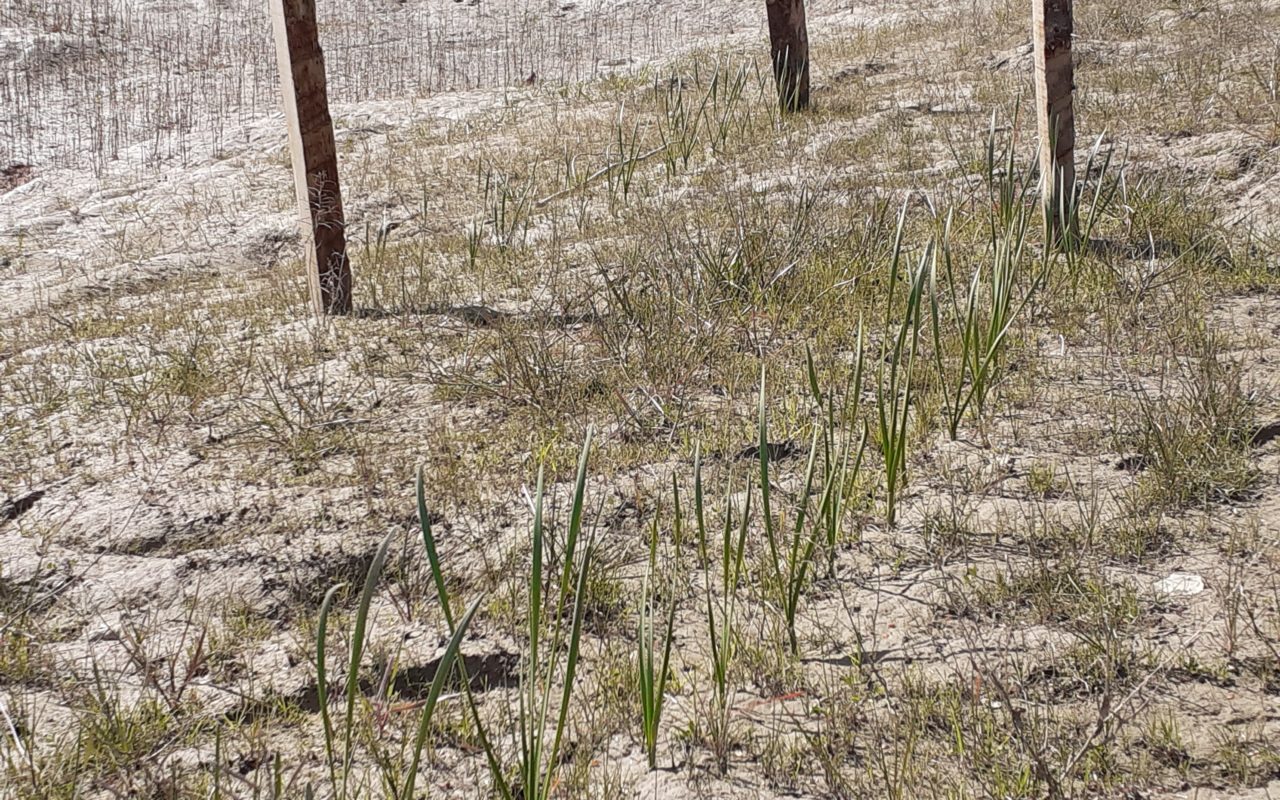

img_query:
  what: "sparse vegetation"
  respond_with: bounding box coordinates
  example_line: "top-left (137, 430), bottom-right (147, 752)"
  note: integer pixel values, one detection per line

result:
top-left (2, 0), bottom-right (1280, 797)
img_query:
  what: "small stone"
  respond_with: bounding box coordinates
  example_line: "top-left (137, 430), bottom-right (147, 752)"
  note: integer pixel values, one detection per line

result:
top-left (1154, 572), bottom-right (1204, 596)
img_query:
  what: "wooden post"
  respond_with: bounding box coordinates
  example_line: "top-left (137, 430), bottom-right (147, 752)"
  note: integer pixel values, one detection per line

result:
top-left (270, 0), bottom-right (351, 315)
top-left (1033, 0), bottom-right (1075, 238)
top-left (766, 0), bottom-right (810, 112)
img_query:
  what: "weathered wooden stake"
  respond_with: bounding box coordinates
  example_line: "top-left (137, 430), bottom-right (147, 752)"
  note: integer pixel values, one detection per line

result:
top-left (1033, 0), bottom-right (1076, 238)
top-left (270, 0), bottom-right (351, 315)
top-left (766, 0), bottom-right (811, 112)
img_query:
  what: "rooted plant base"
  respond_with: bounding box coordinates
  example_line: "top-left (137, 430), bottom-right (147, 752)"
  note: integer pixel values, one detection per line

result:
top-left (1, 0), bottom-right (1279, 798)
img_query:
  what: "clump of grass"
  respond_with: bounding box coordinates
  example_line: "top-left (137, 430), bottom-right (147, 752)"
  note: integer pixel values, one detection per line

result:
top-left (759, 355), bottom-right (865, 654)
top-left (1057, 133), bottom-right (1121, 263)
top-left (1128, 346), bottom-right (1258, 509)
top-left (948, 558), bottom-right (1142, 634)
top-left (690, 447), bottom-right (750, 772)
top-left (875, 203), bottom-right (931, 527)
top-left (418, 431), bottom-right (598, 800)
top-left (636, 514), bottom-right (675, 769)
top-left (313, 530), bottom-right (481, 799)
top-left (930, 122), bottom-right (1042, 439)
top-left (757, 367), bottom-right (823, 655)
top-left (805, 340), bottom-right (868, 578)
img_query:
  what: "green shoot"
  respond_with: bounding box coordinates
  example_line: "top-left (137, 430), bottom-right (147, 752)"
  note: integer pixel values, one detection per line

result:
top-left (416, 430), bottom-right (598, 800)
top-left (637, 516), bottom-right (675, 769)
top-left (313, 530), bottom-right (480, 799)
top-left (875, 202), bottom-right (932, 527)
top-left (757, 367), bottom-right (823, 655)
top-left (692, 449), bottom-right (749, 757)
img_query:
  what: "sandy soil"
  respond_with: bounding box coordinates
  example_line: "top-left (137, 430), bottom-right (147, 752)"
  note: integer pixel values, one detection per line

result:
top-left (2, 0), bottom-right (1279, 797)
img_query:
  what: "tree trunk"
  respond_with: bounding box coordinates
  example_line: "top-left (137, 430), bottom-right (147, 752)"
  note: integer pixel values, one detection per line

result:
top-left (270, 0), bottom-right (352, 315)
top-left (766, 0), bottom-right (810, 112)
top-left (1033, 0), bottom-right (1075, 240)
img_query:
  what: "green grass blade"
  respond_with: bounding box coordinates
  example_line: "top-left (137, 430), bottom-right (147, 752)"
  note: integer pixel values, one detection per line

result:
top-left (694, 444), bottom-right (707, 568)
top-left (404, 597), bottom-right (483, 800)
top-left (418, 469), bottom-right (513, 800)
top-left (758, 367), bottom-right (781, 576)
top-left (543, 535), bottom-right (595, 800)
top-left (315, 582), bottom-right (345, 792)
top-left (418, 467), bottom-right (454, 630)
top-left (341, 531), bottom-right (394, 796)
